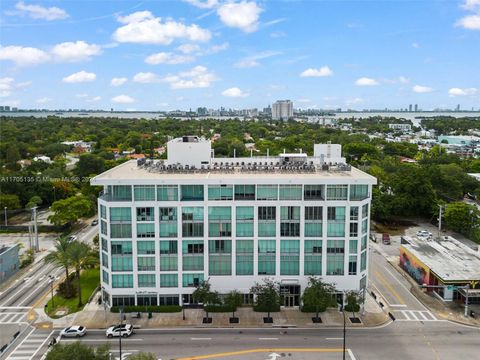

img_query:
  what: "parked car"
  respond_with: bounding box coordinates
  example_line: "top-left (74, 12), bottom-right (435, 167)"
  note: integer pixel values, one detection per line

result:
top-left (91, 219), bottom-right (98, 226)
top-left (416, 230), bottom-right (432, 238)
top-left (67, 235), bottom-right (77, 243)
top-left (106, 324), bottom-right (133, 338)
top-left (382, 233), bottom-right (391, 245)
top-left (60, 325), bottom-right (87, 338)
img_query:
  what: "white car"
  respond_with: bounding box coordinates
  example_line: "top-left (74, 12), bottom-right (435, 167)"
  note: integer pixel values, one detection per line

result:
top-left (67, 235), bottom-right (77, 243)
top-left (416, 230), bottom-right (432, 238)
top-left (105, 324), bottom-right (133, 338)
top-left (60, 325), bottom-right (87, 338)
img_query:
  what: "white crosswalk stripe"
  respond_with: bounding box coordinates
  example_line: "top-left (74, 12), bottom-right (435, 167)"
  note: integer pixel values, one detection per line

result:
top-left (0, 312), bottom-right (28, 324)
top-left (394, 310), bottom-right (438, 322)
top-left (6, 329), bottom-right (53, 360)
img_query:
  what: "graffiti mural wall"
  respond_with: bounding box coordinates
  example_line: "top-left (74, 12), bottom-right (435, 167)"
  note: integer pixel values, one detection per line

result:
top-left (399, 247), bottom-right (430, 285)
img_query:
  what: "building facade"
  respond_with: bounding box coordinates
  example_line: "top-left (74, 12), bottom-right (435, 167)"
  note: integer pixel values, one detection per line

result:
top-left (91, 137), bottom-right (376, 308)
top-left (272, 100), bottom-right (293, 120)
top-left (0, 244), bottom-right (20, 284)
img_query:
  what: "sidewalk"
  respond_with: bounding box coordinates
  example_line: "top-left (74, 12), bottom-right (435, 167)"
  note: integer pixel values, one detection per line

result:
top-left (34, 291), bottom-right (388, 330)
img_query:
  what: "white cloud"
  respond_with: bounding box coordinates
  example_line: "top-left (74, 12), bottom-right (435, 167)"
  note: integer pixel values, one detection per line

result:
top-left (399, 76), bottom-right (410, 84)
top-left (184, 0), bottom-right (218, 9)
top-left (12, 1), bottom-right (69, 21)
top-left (412, 85), bottom-right (434, 93)
top-left (145, 52), bottom-right (195, 65)
top-left (36, 97), bottom-right (51, 104)
top-left (234, 50), bottom-right (281, 68)
top-left (51, 41), bottom-right (102, 62)
top-left (162, 65), bottom-right (217, 89)
top-left (270, 31), bottom-right (286, 38)
top-left (0, 77), bottom-right (14, 97)
top-left (176, 42), bottom-right (228, 56)
top-left (222, 87), bottom-right (249, 97)
top-left (461, 0), bottom-right (480, 11)
top-left (346, 97), bottom-right (364, 105)
top-left (412, 42), bottom-right (420, 48)
top-left (112, 95), bottom-right (135, 103)
top-left (448, 87), bottom-right (478, 96)
top-left (234, 59), bottom-right (259, 68)
top-left (300, 66), bottom-right (333, 77)
top-left (111, 77), bottom-right (128, 86)
top-left (456, 14), bottom-right (480, 29)
top-left (62, 71), bottom-right (96, 83)
top-left (87, 96), bottom-right (102, 102)
top-left (113, 11), bottom-right (211, 45)
top-left (217, 1), bottom-right (262, 33)
top-left (133, 72), bottom-right (159, 83)
top-left (0, 45), bottom-right (50, 66)
top-left (177, 44), bottom-right (201, 54)
top-left (355, 77), bottom-right (379, 86)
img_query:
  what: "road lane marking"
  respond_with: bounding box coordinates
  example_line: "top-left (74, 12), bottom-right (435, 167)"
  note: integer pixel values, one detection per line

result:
top-left (374, 270), bottom-right (406, 305)
top-left (389, 304), bottom-right (407, 307)
top-left (258, 338), bottom-right (278, 340)
top-left (27, 330), bottom-right (54, 360)
top-left (176, 348), bottom-right (343, 360)
top-left (325, 338), bottom-right (343, 340)
top-left (61, 338), bottom-right (144, 342)
top-left (348, 349), bottom-right (357, 360)
top-left (191, 338), bottom-right (212, 341)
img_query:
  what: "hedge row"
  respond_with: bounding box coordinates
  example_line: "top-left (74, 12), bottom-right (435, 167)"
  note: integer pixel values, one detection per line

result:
top-left (204, 305), bottom-right (235, 313)
top-left (110, 305), bottom-right (182, 313)
top-left (253, 305), bottom-right (281, 313)
top-left (300, 305), bottom-right (328, 313)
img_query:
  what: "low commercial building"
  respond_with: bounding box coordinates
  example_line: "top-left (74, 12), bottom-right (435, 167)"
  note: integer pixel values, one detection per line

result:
top-left (0, 244), bottom-right (20, 284)
top-left (400, 236), bottom-right (480, 302)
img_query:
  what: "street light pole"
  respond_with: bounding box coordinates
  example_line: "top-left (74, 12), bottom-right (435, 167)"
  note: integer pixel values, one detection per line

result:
top-left (4, 207), bottom-right (7, 226)
top-left (48, 275), bottom-right (55, 310)
top-left (343, 308), bottom-right (346, 360)
top-left (119, 308), bottom-right (123, 360)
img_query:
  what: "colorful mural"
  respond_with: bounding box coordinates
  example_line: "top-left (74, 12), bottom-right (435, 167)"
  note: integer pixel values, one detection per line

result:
top-left (399, 248), bottom-right (430, 285)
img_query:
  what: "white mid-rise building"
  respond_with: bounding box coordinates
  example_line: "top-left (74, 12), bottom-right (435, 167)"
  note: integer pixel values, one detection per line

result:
top-left (272, 100), bottom-right (293, 120)
top-left (91, 137), bottom-right (376, 308)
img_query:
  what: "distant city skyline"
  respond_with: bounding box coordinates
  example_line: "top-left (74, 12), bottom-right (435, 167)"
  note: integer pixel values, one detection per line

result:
top-left (1, 0), bottom-right (479, 110)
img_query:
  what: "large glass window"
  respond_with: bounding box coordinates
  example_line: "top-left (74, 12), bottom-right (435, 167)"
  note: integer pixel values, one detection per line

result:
top-left (208, 207), bottom-right (232, 237)
top-left (326, 185), bottom-right (348, 200)
top-left (236, 206), bottom-right (254, 237)
top-left (361, 251), bottom-right (367, 272)
top-left (159, 240), bottom-right (178, 271)
top-left (350, 185), bottom-right (368, 201)
top-left (181, 185), bottom-right (204, 201)
top-left (110, 224), bottom-right (132, 238)
top-left (279, 185), bottom-right (302, 200)
top-left (350, 207), bottom-right (359, 221)
top-left (350, 223), bottom-right (358, 237)
top-left (182, 273), bottom-right (204, 287)
top-left (280, 206), bottom-right (300, 237)
top-left (137, 241), bottom-right (155, 254)
top-left (137, 256), bottom-right (155, 271)
top-left (101, 220), bottom-right (107, 235)
top-left (304, 240), bottom-right (322, 275)
top-left (256, 185), bottom-right (278, 200)
top-left (137, 223), bottom-right (155, 238)
top-left (362, 204), bottom-right (369, 218)
top-left (110, 207), bottom-right (131, 222)
top-left (100, 205), bottom-right (106, 219)
top-left (137, 207), bottom-right (154, 221)
top-left (305, 206), bottom-right (323, 237)
top-left (134, 185), bottom-right (155, 201)
top-left (327, 206), bottom-right (346, 237)
top-left (112, 274), bottom-right (133, 288)
top-left (160, 274), bottom-right (178, 287)
top-left (182, 207), bottom-right (204, 237)
top-left (101, 237), bottom-right (108, 252)
top-left (208, 185), bottom-right (233, 200)
top-left (258, 206), bottom-right (276, 237)
top-left (348, 255), bottom-right (357, 275)
top-left (304, 185), bottom-right (324, 200)
top-left (157, 185), bottom-right (178, 201)
top-left (182, 240), bottom-right (204, 271)
top-left (101, 252), bottom-right (109, 269)
top-left (138, 274), bottom-right (156, 287)
top-left (102, 270), bottom-right (109, 284)
top-left (111, 241), bottom-right (132, 255)
top-left (208, 240), bottom-right (232, 276)
top-left (234, 185), bottom-right (255, 200)
top-left (258, 240), bottom-right (276, 275)
top-left (111, 256), bottom-right (133, 271)
top-left (236, 240), bottom-right (253, 275)
top-left (349, 239), bottom-right (358, 254)
top-left (326, 240), bottom-right (345, 275)
top-left (107, 185), bottom-right (132, 201)
top-left (159, 207), bottom-right (178, 238)
top-left (280, 240), bottom-right (299, 275)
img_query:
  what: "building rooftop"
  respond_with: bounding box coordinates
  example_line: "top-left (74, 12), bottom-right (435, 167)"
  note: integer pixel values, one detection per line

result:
top-left (401, 236), bottom-right (480, 282)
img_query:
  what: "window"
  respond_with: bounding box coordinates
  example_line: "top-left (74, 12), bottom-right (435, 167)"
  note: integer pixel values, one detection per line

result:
top-left (280, 206), bottom-right (300, 237)
top-left (362, 204), bottom-right (369, 218)
top-left (137, 241), bottom-right (155, 255)
top-left (107, 185), bottom-right (132, 201)
top-left (350, 207), bottom-right (359, 221)
top-left (111, 256), bottom-right (133, 271)
top-left (305, 206), bottom-right (323, 237)
top-left (304, 185), bottom-right (324, 200)
top-left (138, 274), bottom-right (156, 287)
top-left (110, 208), bottom-right (131, 222)
top-left (157, 185), bottom-right (178, 201)
top-left (327, 240), bottom-right (345, 275)
top-left (159, 295), bottom-right (179, 305)
top-left (327, 206), bottom-right (346, 237)
top-left (182, 240), bottom-right (204, 271)
top-left (137, 257), bottom-right (155, 271)
top-left (349, 239), bottom-right (358, 254)
top-left (112, 295), bottom-right (135, 306)
top-left (234, 185), bottom-right (255, 200)
top-left (350, 185), bottom-right (368, 201)
top-left (137, 207), bottom-right (154, 221)
top-left (160, 274), bottom-right (178, 287)
top-left (280, 240), bottom-right (299, 275)
top-left (181, 185), bottom-right (204, 201)
top-left (160, 240), bottom-right (178, 254)
top-left (101, 220), bottom-right (107, 235)
top-left (256, 185), bottom-right (278, 200)
top-left (137, 223), bottom-right (155, 238)
top-left (236, 206), bottom-right (254, 237)
top-left (182, 273), bottom-right (204, 287)
top-left (258, 206), bottom-right (276, 220)
top-left (159, 240), bottom-right (178, 271)
top-left (182, 207), bottom-right (204, 237)
top-left (112, 274), bottom-right (133, 288)
top-left (111, 241), bottom-right (132, 255)
top-left (101, 252), bottom-right (109, 269)
top-left (362, 219), bottom-right (368, 234)
top-left (305, 206), bottom-right (322, 220)
top-left (361, 251), bottom-right (367, 272)
top-left (305, 240), bottom-right (322, 275)
top-left (326, 185), bottom-right (348, 200)
top-left (209, 240), bottom-right (232, 276)
top-left (279, 185), bottom-right (302, 200)
top-left (258, 206), bottom-right (276, 237)
top-left (258, 240), bottom-right (276, 275)
top-left (350, 223), bottom-right (358, 237)
top-left (101, 237), bottom-right (108, 252)
top-left (208, 207), bottom-right (232, 237)
top-left (134, 185), bottom-right (155, 201)
top-left (100, 205), bottom-right (106, 219)
top-left (208, 185), bottom-right (233, 200)
top-left (236, 240), bottom-right (253, 275)
top-left (348, 255), bottom-right (357, 275)
top-left (110, 223), bottom-right (132, 238)
top-left (159, 207), bottom-right (178, 237)
top-left (102, 270), bottom-right (109, 284)
top-left (361, 234), bottom-right (368, 251)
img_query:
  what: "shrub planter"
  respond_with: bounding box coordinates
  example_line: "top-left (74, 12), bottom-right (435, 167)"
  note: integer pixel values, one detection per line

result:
top-left (229, 317), bottom-right (239, 324)
top-left (263, 317), bottom-right (273, 323)
top-left (349, 317), bottom-right (361, 324)
top-left (311, 317), bottom-right (322, 323)
top-left (202, 317), bottom-right (212, 324)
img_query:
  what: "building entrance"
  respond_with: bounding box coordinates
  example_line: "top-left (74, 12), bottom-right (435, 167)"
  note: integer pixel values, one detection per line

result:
top-left (280, 284), bottom-right (300, 307)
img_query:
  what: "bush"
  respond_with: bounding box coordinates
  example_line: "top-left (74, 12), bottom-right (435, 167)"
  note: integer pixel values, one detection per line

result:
top-left (57, 275), bottom-right (77, 299)
top-left (204, 305), bottom-right (235, 313)
top-left (253, 304), bottom-right (280, 313)
top-left (110, 305), bottom-right (181, 313)
top-left (344, 303), bottom-right (360, 312)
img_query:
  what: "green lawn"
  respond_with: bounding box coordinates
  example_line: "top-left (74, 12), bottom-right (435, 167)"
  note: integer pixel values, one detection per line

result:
top-left (46, 268), bottom-right (99, 318)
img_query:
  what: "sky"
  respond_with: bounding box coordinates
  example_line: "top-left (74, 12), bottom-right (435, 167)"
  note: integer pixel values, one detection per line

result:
top-left (0, 0), bottom-right (479, 111)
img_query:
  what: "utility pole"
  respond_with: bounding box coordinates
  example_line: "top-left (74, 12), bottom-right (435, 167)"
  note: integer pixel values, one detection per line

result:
top-left (464, 284), bottom-right (470, 318)
top-left (119, 308), bottom-right (123, 360)
top-left (4, 207), bottom-right (7, 226)
top-left (32, 207), bottom-right (39, 252)
top-left (438, 205), bottom-right (443, 238)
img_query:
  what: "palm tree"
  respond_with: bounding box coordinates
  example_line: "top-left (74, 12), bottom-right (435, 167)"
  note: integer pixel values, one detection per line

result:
top-left (67, 242), bottom-right (98, 307)
top-left (44, 236), bottom-right (73, 297)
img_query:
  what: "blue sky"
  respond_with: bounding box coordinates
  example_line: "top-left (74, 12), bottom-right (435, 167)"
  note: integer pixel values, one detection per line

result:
top-left (1, 0), bottom-right (479, 111)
